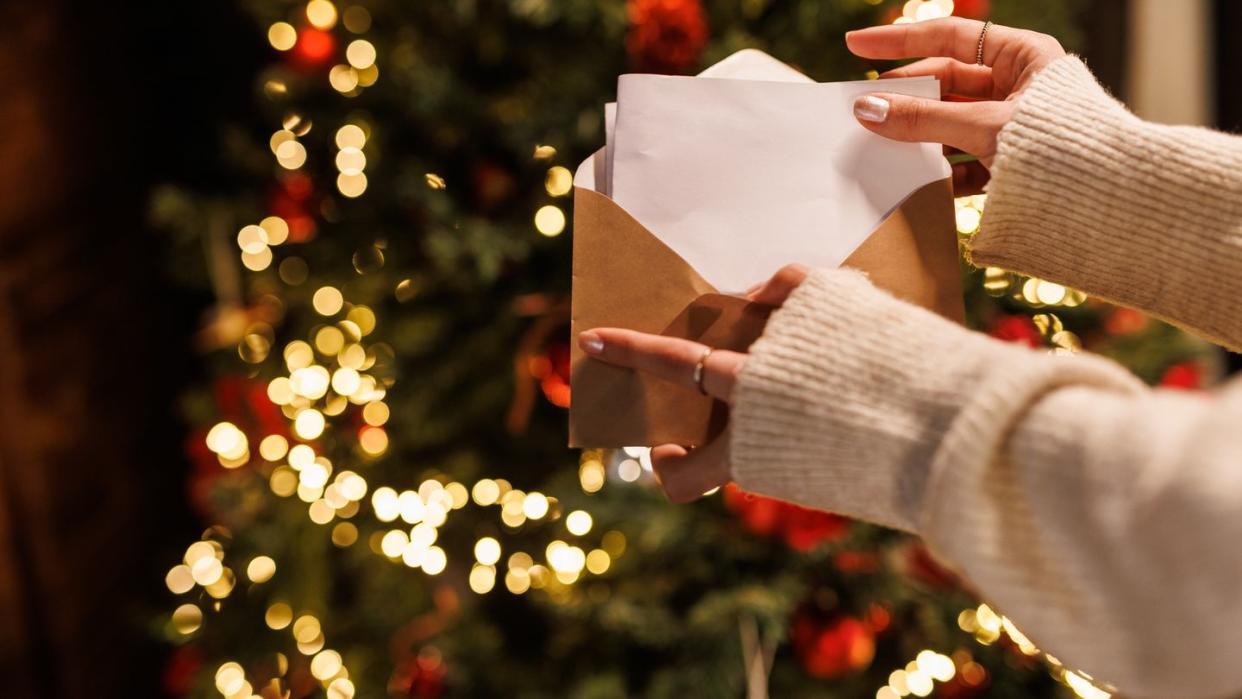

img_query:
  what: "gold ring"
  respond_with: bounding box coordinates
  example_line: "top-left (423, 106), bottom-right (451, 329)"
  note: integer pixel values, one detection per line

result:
top-left (693, 347), bottom-right (714, 396)
top-left (975, 21), bottom-right (993, 65)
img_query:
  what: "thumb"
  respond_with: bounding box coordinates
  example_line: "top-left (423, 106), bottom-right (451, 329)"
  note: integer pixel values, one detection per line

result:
top-left (853, 92), bottom-right (1004, 162)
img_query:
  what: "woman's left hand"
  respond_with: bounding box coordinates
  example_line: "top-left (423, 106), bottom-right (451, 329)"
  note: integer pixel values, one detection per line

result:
top-left (576, 264), bottom-right (810, 503)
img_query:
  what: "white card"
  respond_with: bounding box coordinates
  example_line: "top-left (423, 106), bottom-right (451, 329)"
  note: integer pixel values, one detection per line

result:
top-left (610, 71), bottom-right (948, 293)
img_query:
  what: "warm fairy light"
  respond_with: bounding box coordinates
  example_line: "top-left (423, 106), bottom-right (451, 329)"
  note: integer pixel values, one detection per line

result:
top-left (331, 522), bottom-right (358, 547)
top-left (191, 556), bottom-right (224, 586)
top-left (336, 147), bottom-right (366, 175)
top-left (260, 215), bottom-right (290, 245)
top-left (166, 565), bottom-right (194, 594)
top-left (339, 343), bottom-right (367, 369)
top-left (585, 549), bottom-right (611, 575)
top-left (292, 615), bottom-right (322, 643)
top-left (617, 458), bottom-right (642, 482)
top-left (291, 366), bottom-right (330, 399)
top-left (241, 247), bottom-right (274, 272)
top-left (311, 649), bottom-right (343, 680)
top-left (237, 224), bottom-right (269, 254)
top-left (276, 140), bottom-right (308, 169)
top-left (172, 603), bottom-right (203, 635)
top-left (300, 462), bottom-right (330, 489)
top-left (268, 22), bottom-right (298, 51)
top-left (533, 144), bottom-right (557, 160)
top-left (472, 479), bottom-right (500, 506)
top-left (265, 602), bottom-right (293, 630)
top-left (505, 568), bottom-right (531, 594)
top-left (337, 172), bottom-right (368, 198)
top-left (422, 546), bottom-right (447, 575)
top-left (371, 487), bottom-right (399, 522)
top-left (329, 65), bottom-right (360, 93)
top-left (424, 173), bottom-right (447, 190)
top-left (206, 422), bottom-right (247, 459)
top-left (284, 340), bottom-right (315, 370)
top-left (205, 569), bottom-right (235, 597)
top-left (313, 286), bottom-right (344, 315)
top-left (331, 367), bottom-right (361, 395)
top-left (578, 458), bottom-right (605, 493)
top-left (601, 530), bottom-right (626, 556)
top-left (445, 482), bottom-right (469, 509)
top-left (534, 205), bottom-right (566, 236)
top-left (215, 662), bottom-right (246, 696)
top-left (955, 206), bottom-right (981, 235)
top-left (474, 537), bottom-right (501, 566)
top-left (469, 564), bottom-right (496, 593)
top-left (270, 129), bottom-right (296, 154)
top-left (398, 490), bottom-right (424, 523)
top-left (306, 0), bottom-right (338, 29)
top-left (335, 124), bottom-right (367, 149)
top-left (327, 677), bottom-right (356, 699)
top-left (259, 434), bottom-right (289, 461)
top-left (915, 650), bottom-right (956, 682)
top-left (362, 400), bottom-right (389, 426)
top-left (345, 40), bottom-right (377, 69)
top-left (270, 468), bottom-right (298, 497)
top-left (565, 510), bottom-right (592, 535)
top-left (288, 444), bottom-right (316, 469)
top-left (294, 408), bottom-right (326, 439)
top-left (545, 166), bottom-right (573, 196)
top-left (315, 326), bottom-right (345, 355)
top-left (339, 472), bottom-right (367, 500)
top-left (522, 492), bottom-right (549, 519)
top-left (247, 556), bottom-right (277, 583)
top-left (359, 426), bottom-right (388, 455)
top-left (1065, 671), bottom-right (1111, 699)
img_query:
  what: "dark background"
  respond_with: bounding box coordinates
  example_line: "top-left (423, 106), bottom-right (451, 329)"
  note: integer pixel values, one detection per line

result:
top-left (0, 1), bottom-right (1237, 697)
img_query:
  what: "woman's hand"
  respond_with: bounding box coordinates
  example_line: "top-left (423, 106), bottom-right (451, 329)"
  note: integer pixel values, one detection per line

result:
top-left (576, 265), bottom-right (810, 503)
top-left (847, 17), bottom-right (1066, 194)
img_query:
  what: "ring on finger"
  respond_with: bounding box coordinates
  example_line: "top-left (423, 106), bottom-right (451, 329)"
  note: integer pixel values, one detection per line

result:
top-left (692, 347), bottom-right (714, 396)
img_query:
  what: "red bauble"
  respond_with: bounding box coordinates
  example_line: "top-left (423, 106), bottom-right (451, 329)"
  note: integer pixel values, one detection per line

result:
top-left (782, 506), bottom-right (849, 552)
top-left (1160, 361), bottom-right (1203, 390)
top-left (161, 644), bottom-right (203, 697)
top-left (793, 615), bottom-right (876, 679)
top-left (1105, 307), bottom-right (1148, 336)
top-left (988, 314), bottom-right (1041, 347)
top-left (626, 0), bottom-right (709, 74)
top-left (953, 0), bottom-right (991, 19)
top-left (293, 27), bottom-right (336, 67)
top-left (723, 484), bottom-right (850, 549)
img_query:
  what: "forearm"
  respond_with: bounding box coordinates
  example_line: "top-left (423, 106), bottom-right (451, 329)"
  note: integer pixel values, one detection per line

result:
top-left (732, 269), bottom-right (1242, 697)
top-left (971, 56), bottom-right (1242, 350)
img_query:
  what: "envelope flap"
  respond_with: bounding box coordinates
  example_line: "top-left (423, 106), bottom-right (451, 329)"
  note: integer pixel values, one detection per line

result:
top-left (842, 178), bottom-right (964, 323)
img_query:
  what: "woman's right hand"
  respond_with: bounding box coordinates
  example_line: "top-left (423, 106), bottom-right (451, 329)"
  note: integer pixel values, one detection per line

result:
top-left (846, 18), bottom-right (1066, 195)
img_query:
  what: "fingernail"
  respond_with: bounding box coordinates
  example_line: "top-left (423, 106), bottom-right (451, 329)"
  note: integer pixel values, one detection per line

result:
top-left (579, 331), bottom-right (604, 356)
top-left (854, 95), bottom-right (890, 123)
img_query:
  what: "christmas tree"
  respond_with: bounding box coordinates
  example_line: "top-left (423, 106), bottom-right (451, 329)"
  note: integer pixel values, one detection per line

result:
top-left (154, 1), bottom-right (1218, 697)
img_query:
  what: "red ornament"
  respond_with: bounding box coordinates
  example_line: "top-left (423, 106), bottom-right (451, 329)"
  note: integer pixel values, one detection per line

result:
top-left (161, 644), bottom-right (203, 697)
top-left (534, 341), bottom-right (572, 408)
top-left (953, 0), bottom-right (991, 19)
top-left (391, 648), bottom-right (447, 698)
top-left (1160, 361), bottom-right (1203, 390)
top-left (723, 485), bottom-right (849, 550)
top-left (792, 614), bottom-right (876, 679)
top-left (988, 314), bottom-right (1041, 347)
top-left (1105, 307), bottom-right (1148, 336)
top-left (292, 27), bottom-right (336, 67)
top-left (269, 174), bottom-right (317, 242)
top-left (626, 0), bottom-right (709, 74)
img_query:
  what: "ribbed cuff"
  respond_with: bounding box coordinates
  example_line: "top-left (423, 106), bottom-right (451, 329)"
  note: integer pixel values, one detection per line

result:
top-left (971, 55), bottom-right (1242, 350)
top-left (729, 269), bottom-right (1012, 532)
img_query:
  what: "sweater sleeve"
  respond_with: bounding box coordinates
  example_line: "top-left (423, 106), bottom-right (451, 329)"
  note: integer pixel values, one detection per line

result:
top-left (971, 56), bottom-right (1242, 351)
top-left (731, 269), bottom-right (1242, 698)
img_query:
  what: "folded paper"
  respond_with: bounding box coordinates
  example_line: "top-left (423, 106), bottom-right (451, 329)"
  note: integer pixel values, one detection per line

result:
top-left (570, 50), bottom-right (963, 448)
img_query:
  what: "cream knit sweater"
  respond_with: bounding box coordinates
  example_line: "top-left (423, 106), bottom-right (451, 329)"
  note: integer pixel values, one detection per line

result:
top-left (730, 56), bottom-right (1242, 699)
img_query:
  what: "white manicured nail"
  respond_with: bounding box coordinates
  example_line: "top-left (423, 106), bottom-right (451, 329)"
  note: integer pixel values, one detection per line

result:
top-left (854, 95), bottom-right (890, 123)
top-left (579, 332), bottom-right (604, 355)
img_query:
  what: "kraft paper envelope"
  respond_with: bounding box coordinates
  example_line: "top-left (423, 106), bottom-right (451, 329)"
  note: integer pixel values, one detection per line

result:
top-left (570, 51), bottom-right (963, 448)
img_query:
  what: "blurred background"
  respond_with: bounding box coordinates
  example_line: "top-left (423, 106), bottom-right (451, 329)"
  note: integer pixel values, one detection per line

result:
top-left (0, 1), bottom-right (1237, 698)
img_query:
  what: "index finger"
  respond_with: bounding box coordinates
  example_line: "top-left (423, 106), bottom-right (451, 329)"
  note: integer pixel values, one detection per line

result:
top-left (846, 17), bottom-right (1016, 66)
top-left (577, 328), bottom-right (744, 402)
